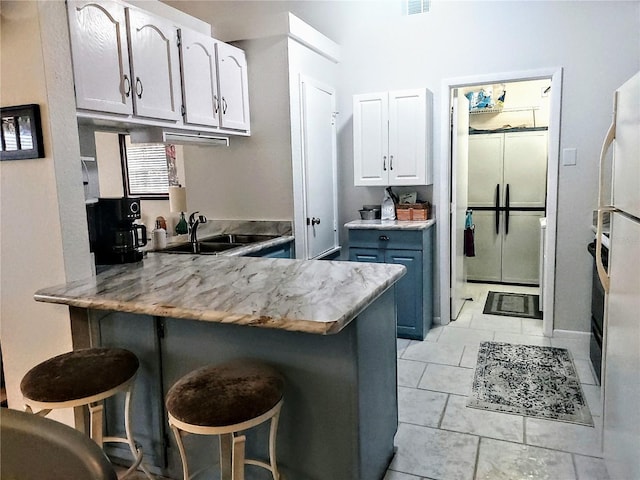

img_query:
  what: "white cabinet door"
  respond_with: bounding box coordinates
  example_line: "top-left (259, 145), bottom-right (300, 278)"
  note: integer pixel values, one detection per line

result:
top-left (179, 28), bottom-right (219, 127)
top-left (353, 89), bottom-right (430, 186)
top-left (466, 210), bottom-right (503, 283)
top-left (468, 134), bottom-right (504, 207)
top-left (388, 89), bottom-right (427, 185)
top-left (501, 211), bottom-right (544, 284)
top-left (503, 131), bottom-right (548, 208)
top-left (216, 42), bottom-right (250, 131)
top-left (126, 8), bottom-right (182, 121)
top-left (353, 92), bottom-right (388, 186)
top-left (67, 1), bottom-right (132, 114)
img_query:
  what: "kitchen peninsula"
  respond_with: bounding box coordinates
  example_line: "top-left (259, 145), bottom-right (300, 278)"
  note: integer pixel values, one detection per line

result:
top-left (34, 254), bottom-right (406, 479)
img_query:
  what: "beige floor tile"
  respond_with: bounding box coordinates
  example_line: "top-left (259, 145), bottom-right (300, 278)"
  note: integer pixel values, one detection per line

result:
top-left (437, 327), bottom-right (495, 347)
top-left (475, 437), bottom-right (576, 480)
top-left (398, 386), bottom-right (448, 427)
top-left (525, 416), bottom-right (603, 457)
top-left (398, 358), bottom-right (427, 388)
top-left (402, 340), bottom-right (465, 366)
top-left (573, 454), bottom-right (610, 480)
top-left (493, 331), bottom-right (552, 347)
top-left (441, 394), bottom-right (524, 443)
top-left (390, 423), bottom-right (479, 480)
top-left (418, 364), bottom-right (474, 396)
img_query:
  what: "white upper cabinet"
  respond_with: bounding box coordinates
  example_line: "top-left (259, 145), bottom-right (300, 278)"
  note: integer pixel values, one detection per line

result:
top-left (353, 88), bottom-right (431, 186)
top-left (67, 1), bottom-right (251, 134)
top-left (126, 8), bottom-right (182, 121)
top-left (179, 28), bottom-right (219, 127)
top-left (216, 42), bottom-right (250, 131)
top-left (67, 1), bottom-right (132, 115)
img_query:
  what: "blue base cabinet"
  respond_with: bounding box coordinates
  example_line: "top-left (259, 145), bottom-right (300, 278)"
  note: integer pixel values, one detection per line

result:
top-left (246, 241), bottom-right (293, 258)
top-left (349, 228), bottom-right (433, 340)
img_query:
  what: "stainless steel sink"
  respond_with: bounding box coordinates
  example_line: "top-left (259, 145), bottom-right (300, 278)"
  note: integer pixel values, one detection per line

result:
top-left (162, 242), bottom-right (241, 254)
top-left (160, 234), bottom-right (281, 255)
top-left (203, 234), bottom-right (280, 244)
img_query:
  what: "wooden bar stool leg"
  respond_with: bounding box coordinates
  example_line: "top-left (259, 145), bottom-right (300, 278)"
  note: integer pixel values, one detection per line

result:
top-left (219, 433), bottom-right (234, 480)
top-left (232, 435), bottom-right (246, 480)
top-left (89, 402), bottom-right (104, 446)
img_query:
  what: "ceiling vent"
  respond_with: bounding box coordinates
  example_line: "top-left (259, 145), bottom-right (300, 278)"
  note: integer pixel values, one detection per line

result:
top-left (406, 0), bottom-right (430, 15)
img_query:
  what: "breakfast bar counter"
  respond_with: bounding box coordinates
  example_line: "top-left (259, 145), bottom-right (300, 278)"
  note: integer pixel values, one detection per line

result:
top-left (34, 254), bottom-right (406, 479)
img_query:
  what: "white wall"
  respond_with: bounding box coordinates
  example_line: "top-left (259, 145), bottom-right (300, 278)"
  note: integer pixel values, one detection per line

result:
top-left (0, 1), bottom-right (92, 418)
top-left (166, 0), bottom-right (639, 332)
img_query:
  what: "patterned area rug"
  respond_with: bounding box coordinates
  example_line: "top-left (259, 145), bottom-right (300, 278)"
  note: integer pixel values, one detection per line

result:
top-left (468, 342), bottom-right (593, 426)
top-left (483, 291), bottom-right (543, 319)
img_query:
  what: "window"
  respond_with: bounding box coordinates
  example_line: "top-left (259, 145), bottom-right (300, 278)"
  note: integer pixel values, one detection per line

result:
top-left (406, 0), bottom-right (430, 15)
top-left (120, 134), bottom-right (170, 198)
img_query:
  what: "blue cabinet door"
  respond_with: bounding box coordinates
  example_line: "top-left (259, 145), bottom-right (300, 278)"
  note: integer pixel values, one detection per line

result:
top-left (386, 249), bottom-right (423, 339)
top-left (349, 248), bottom-right (385, 263)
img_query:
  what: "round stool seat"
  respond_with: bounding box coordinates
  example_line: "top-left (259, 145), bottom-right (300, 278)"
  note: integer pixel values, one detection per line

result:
top-left (21, 348), bottom-right (139, 405)
top-left (166, 360), bottom-right (284, 428)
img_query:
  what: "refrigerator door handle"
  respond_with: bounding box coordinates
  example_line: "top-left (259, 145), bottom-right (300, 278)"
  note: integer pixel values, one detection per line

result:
top-left (596, 207), bottom-right (614, 293)
top-left (495, 184), bottom-right (500, 235)
top-left (505, 184), bottom-right (510, 235)
top-left (595, 94), bottom-right (617, 293)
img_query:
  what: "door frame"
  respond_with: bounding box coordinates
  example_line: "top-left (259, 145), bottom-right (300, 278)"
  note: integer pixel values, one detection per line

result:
top-left (437, 67), bottom-right (562, 336)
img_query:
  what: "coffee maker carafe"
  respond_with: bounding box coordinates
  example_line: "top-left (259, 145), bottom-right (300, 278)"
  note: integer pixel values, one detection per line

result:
top-left (90, 197), bottom-right (147, 265)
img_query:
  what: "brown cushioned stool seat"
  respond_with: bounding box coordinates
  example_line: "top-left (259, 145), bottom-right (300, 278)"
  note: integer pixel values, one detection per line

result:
top-left (20, 347), bottom-right (154, 480)
top-left (166, 360), bottom-right (284, 480)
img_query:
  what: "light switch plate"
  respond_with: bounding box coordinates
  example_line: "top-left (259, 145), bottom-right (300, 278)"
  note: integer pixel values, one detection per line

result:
top-left (563, 148), bottom-right (577, 166)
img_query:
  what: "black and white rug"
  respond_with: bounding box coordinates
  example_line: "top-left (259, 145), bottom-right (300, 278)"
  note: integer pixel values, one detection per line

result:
top-left (467, 341), bottom-right (593, 426)
top-left (483, 291), bottom-right (543, 319)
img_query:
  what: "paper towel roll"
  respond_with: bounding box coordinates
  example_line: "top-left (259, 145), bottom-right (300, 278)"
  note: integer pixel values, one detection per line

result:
top-left (169, 186), bottom-right (187, 212)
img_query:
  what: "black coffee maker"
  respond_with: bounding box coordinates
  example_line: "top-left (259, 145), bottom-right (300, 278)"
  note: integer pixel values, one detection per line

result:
top-left (88, 197), bottom-right (147, 265)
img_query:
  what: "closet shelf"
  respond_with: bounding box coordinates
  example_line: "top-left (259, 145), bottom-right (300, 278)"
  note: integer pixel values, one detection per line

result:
top-left (470, 106), bottom-right (540, 115)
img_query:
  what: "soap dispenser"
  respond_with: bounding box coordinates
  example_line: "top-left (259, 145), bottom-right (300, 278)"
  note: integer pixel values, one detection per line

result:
top-left (175, 212), bottom-right (188, 235)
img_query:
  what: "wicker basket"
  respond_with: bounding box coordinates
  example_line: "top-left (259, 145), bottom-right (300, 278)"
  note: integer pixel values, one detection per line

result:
top-left (396, 202), bottom-right (429, 221)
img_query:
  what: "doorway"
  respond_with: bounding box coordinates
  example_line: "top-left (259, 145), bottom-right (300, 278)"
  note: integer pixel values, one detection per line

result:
top-left (439, 68), bottom-right (563, 337)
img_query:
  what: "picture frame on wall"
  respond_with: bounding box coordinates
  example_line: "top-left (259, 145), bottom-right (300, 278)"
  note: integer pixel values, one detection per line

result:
top-left (1, 104), bottom-right (45, 161)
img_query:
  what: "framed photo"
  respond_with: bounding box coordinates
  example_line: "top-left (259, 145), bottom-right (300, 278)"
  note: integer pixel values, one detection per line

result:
top-left (1, 104), bottom-right (45, 160)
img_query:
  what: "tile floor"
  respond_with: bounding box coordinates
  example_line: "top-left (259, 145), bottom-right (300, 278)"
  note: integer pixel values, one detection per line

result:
top-left (384, 283), bottom-right (608, 480)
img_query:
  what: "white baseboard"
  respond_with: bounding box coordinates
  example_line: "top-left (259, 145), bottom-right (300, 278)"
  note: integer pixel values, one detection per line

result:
top-left (552, 329), bottom-right (591, 340)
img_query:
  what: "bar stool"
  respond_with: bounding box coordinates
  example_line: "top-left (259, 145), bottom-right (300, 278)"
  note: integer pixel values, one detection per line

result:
top-left (20, 347), bottom-right (154, 480)
top-left (166, 360), bottom-right (284, 480)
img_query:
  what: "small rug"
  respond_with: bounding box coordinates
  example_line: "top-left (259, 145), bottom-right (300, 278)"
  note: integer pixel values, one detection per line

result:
top-left (467, 341), bottom-right (593, 426)
top-left (483, 291), bottom-right (542, 319)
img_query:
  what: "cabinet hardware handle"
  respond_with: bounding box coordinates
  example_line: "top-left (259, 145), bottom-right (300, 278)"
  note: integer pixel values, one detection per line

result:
top-left (222, 97), bottom-right (228, 114)
top-left (379, 235), bottom-right (389, 241)
top-left (135, 77), bottom-right (143, 99)
top-left (214, 95), bottom-right (219, 114)
top-left (312, 217), bottom-right (321, 226)
top-left (390, 155), bottom-right (394, 170)
top-left (123, 75), bottom-right (131, 97)
top-left (383, 156), bottom-right (387, 171)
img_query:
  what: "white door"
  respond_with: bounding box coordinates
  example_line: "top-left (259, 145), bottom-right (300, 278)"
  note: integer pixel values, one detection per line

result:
top-left (388, 89), bottom-right (427, 186)
top-left (353, 92), bottom-right (388, 186)
top-left (126, 8), bottom-right (182, 121)
top-left (216, 42), bottom-right (250, 131)
top-left (180, 28), bottom-right (219, 127)
top-left (300, 77), bottom-right (338, 259)
top-left (67, 1), bottom-right (132, 114)
top-left (450, 89), bottom-right (469, 320)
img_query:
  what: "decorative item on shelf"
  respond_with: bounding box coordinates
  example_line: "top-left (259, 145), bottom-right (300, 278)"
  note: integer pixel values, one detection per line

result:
top-left (169, 185), bottom-right (189, 235)
top-left (396, 201), bottom-right (430, 221)
top-left (381, 187), bottom-right (396, 220)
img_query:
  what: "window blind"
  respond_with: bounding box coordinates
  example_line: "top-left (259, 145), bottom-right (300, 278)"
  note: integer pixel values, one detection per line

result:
top-left (125, 143), bottom-right (169, 196)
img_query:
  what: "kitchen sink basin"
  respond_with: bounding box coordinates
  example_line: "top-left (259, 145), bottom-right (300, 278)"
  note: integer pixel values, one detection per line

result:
top-left (203, 234), bottom-right (280, 244)
top-left (162, 242), bottom-right (241, 254)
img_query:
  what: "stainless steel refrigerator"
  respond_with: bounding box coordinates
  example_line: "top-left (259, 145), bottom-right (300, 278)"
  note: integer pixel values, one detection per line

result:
top-left (596, 71), bottom-right (640, 479)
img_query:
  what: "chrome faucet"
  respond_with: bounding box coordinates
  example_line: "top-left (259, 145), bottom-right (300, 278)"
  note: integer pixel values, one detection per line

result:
top-left (188, 211), bottom-right (207, 253)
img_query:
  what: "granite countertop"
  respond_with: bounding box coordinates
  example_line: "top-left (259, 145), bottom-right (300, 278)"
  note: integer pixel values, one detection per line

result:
top-left (34, 255), bottom-right (406, 335)
top-left (345, 219), bottom-right (436, 230)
